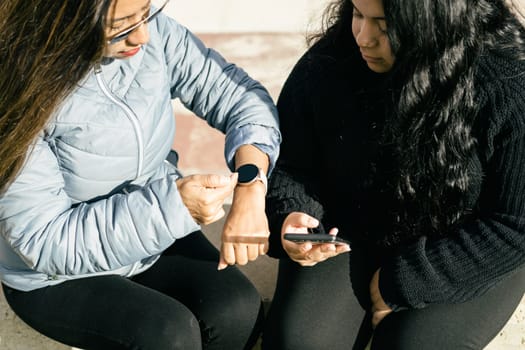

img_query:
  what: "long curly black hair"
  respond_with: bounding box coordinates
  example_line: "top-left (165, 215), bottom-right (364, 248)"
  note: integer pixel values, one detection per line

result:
top-left (314, 0), bottom-right (525, 243)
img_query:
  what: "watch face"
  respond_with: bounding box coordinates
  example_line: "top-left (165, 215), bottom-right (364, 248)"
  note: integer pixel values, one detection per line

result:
top-left (237, 164), bottom-right (259, 183)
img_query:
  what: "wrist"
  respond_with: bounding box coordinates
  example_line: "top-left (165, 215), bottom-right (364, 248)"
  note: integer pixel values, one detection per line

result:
top-left (235, 163), bottom-right (268, 193)
top-left (232, 183), bottom-right (266, 213)
top-left (234, 180), bottom-right (267, 196)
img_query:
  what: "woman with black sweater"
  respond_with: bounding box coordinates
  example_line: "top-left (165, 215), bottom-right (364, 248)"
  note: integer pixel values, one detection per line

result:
top-left (262, 0), bottom-right (525, 349)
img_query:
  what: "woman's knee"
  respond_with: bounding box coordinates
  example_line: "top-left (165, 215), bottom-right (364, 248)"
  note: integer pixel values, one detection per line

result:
top-left (212, 286), bottom-right (260, 328)
top-left (199, 277), bottom-right (262, 349)
top-left (131, 302), bottom-right (202, 350)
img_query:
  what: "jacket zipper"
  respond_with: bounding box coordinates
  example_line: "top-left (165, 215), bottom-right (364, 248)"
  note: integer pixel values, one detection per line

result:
top-left (94, 64), bottom-right (144, 179)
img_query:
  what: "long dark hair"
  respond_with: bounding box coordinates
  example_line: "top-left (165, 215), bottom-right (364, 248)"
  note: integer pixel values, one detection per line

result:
top-left (314, 0), bottom-right (525, 243)
top-left (0, 0), bottom-right (111, 193)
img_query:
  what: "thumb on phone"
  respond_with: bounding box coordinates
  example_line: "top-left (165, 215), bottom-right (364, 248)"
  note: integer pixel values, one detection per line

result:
top-left (281, 212), bottom-right (319, 235)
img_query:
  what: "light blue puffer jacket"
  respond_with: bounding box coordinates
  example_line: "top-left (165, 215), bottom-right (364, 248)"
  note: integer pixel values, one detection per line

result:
top-left (0, 13), bottom-right (280, 291)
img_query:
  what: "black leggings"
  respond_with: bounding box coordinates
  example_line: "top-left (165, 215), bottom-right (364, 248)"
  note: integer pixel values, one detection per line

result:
top-left (262, 253), bottom-right (525, 350)
top-left (3, 231), bottom-right (263, 350)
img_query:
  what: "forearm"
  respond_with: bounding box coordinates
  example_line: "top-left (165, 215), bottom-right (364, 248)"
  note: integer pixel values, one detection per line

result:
top-left (266, 167), bottom-right (326, 258)
top-left (379, 215), bottom-right (525, 310)
top-left (234, 144), bottom-right (269, 173)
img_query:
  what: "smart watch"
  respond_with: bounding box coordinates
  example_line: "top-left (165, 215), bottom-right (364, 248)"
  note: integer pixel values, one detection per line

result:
top-left (236, 163), bottom-right (267, 193)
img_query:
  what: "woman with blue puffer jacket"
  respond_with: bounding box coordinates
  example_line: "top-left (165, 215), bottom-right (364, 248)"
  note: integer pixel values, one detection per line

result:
top-left (0, 0), bottom-right (280, 349)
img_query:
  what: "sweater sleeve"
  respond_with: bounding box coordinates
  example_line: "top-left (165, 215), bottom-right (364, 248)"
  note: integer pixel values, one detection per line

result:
top-left (379, 72), bottom-right (525, 310)
top-left (266, 169), bottom-right (326, 258)
top-left (265, 49), bottom-right (328, 258)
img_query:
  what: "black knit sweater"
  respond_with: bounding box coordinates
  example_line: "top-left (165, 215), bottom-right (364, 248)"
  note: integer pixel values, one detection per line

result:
top-left (266, 38), bottom-right (525, 311)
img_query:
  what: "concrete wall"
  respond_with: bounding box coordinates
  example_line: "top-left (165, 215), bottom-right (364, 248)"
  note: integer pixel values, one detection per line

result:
top-left (155, 0), bottom-right (332, 33)
top-left (158, 0), bottom-right (525, 33)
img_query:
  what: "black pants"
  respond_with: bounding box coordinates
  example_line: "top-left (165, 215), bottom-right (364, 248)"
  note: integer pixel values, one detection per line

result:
top-left (3, 231), bottom-right (263, 350)
top-left (262, 253), bottom-right (525, 350)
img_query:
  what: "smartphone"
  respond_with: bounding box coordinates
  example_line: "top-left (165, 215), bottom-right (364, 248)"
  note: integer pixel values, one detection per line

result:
top-left (284, 233), bottom-right (350, 246)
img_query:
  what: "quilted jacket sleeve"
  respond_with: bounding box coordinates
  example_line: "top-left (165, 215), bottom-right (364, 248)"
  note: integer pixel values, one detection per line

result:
top-left (157, 14), bottom-right (281, 172)
top-left (0, 137), bottom-right (200, 276)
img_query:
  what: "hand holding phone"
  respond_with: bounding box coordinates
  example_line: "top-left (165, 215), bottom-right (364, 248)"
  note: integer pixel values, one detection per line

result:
top-left (280, 212), bottom-right (350, 266)
top-left (284, 233), bottom-right (350, 246)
